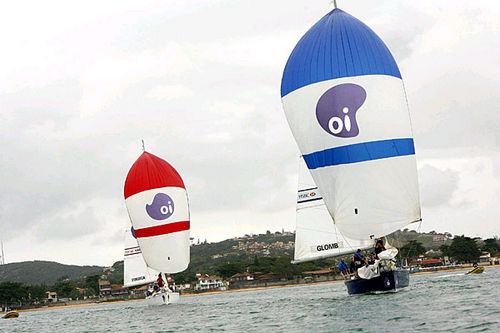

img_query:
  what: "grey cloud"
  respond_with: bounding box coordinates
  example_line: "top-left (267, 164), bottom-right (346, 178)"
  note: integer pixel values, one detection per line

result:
top-left (34, 206), bottom-right (100, 241)
top-left (419, 165), bottom-right (459, 208)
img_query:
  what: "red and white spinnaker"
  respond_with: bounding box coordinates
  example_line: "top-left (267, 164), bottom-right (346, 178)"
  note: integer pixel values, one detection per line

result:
top-left (124, 151), bottom-right (190, 273)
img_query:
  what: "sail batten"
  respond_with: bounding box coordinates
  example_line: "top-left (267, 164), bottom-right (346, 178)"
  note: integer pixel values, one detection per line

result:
top-left (282, 8), bottom-right (421, 242)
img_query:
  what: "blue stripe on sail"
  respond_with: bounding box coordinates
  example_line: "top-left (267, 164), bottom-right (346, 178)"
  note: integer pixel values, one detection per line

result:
top-left (298, 187), bottom-right (318, 193)
top-left (298, 197), bottom-right (323, 204)
top-left (281, 9), bottom-right (401, 97)
top-left (303, 138), bottom-right (415, 169)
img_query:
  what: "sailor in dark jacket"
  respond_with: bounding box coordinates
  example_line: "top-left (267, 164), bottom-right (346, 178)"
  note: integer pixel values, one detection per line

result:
top-left (374, 239), bottom-right (386, 258)
top-left (349, 256), bottom-right (357, 273)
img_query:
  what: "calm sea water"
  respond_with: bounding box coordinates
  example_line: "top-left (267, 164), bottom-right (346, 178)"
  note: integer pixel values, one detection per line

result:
top-left (2, 267), bottom-right (499, 333)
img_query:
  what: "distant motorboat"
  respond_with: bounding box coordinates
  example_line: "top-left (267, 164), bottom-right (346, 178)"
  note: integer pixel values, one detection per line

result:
top-left (466, 266), bottom-right (484, 275)
top-left (3, 310), bottom-right (19, 319)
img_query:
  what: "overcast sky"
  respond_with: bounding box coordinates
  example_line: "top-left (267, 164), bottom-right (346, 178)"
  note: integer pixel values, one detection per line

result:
top-left (1, 0), bottom-right (499, 266)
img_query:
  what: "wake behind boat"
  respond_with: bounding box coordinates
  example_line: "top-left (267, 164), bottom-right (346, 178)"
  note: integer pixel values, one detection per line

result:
top-left (281, 4), bottom-right (421, 295)
top-left (123, 149), bottom-right (190, 305)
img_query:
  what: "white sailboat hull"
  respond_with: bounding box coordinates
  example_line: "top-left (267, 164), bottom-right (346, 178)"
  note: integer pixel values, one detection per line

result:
top-left (146, 291), bottom-right (180, 305)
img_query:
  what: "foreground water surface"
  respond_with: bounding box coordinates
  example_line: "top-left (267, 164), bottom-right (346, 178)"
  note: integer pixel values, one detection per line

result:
top-left (2, 267), bottom-right (499, 332)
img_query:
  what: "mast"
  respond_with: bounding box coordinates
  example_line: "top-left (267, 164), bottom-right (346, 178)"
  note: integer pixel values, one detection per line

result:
top-left (0, 241), bottom-right (5, 265)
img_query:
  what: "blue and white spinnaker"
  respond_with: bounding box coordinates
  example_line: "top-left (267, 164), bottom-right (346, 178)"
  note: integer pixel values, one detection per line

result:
top-left (281, 8), bottom-right (421, 241)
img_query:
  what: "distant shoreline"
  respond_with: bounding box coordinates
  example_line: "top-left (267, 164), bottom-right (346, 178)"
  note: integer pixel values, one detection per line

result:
top-left (19, 264), bottom-right (499, 313)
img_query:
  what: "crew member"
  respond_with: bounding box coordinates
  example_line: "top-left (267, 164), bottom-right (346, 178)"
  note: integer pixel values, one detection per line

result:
top-left (374, 238), bottom-right (386, 258)
top-left (157, 273), bottom-right (165, 288)
top-left (367, 252), bottom-right (376, 266)
top-left (354, 249), bottom-right (364, 262)
top-left (338, 258), bottom-right (350, 280)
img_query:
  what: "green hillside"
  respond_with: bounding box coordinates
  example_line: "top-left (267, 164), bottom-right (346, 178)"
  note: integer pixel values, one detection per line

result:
top-left (0, 260), bottom-right (104, 285)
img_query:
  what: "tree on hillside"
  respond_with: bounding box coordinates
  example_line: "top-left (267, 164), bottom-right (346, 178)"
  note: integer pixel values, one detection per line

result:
top-left (53, 281), bottom-right (77, 298)
top-left (172, 271), bottom-right (197, 285)
top-left (217, 262), bottom-right (245, 279)
top-left (399, 240), bottom-right (426, 259)
top-left (28, 284), bottom-right (48, 302)
top-left (248, 257), bottom-right (275, 274)
top-left (448, 235), bottom-right (480, 263)
top-left (271, 257), bottom-right (301, 279)
top-left (482, 238), bottom-right (500, 255)
top-left (69, 288), bottom-right (82, 300)
top-left (439, 244), bottom-right (451, 257)
top-left (85, 275), bottom-right (100, 295)
top-left (0, 282), bottom-right (29, 304)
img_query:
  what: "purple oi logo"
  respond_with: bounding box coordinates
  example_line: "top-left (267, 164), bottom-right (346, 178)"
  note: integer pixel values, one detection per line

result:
top-left (145, 193), bottom-right (175, 220)
top-left (316, 83), bottom-right (367, 138)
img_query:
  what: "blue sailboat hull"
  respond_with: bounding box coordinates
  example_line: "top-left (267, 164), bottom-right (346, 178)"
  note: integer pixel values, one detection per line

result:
top-left (344, 270), bottom-right (409, 295)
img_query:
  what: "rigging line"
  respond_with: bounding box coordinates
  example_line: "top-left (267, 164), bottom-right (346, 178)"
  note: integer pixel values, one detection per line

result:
top-left (402, 78), bottom-right (417, 136)
top-left (404, 221), bottom-right (423, 263)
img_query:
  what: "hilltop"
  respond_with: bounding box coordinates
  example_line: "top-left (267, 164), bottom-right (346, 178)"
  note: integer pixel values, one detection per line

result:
top-left (0, 260), bottom-right (105, 285)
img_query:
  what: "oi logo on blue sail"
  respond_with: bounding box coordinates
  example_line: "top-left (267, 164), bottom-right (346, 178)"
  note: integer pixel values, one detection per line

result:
top-left (316, 83), bottom-right (366, 138)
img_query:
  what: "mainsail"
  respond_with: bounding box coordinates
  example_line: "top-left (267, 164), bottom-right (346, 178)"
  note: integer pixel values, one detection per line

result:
top-left (293, 158), bottom-right (372, 264)
top-left (124, 151), bottom-right (190, 273)
top-left (123, 224), bottom-right (159, 288)
top-left (281, 8), bottom-right (421, 241)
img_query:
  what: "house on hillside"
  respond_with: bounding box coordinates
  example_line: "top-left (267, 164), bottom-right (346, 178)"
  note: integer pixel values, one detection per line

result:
top-left (231, 272), bottom-right (255, 282)
top-left (302, 268), bottom-right (336, 282)
top-left (46, 291), bottom-right (57, 303)
top-left (410, 256), bottom-right (443, 267)
top-left (258, 272), bottom-right (281, 282)
top-left (425, 249), bottom-right (441, 258)
top-left (195, 275), bottom-right (225, 291)
top-left (98, 280), bottom-right (112, 297)
top-left (130, 285), bottom-right (148, 296)
top-left (479, 252), bottom-right (491, 263)
top-left (432, 235), bottom-right (448, 242)
top-left (110, 284), bottom-right (129, 297)
top-left (229, 272), bottom-right (255, 288)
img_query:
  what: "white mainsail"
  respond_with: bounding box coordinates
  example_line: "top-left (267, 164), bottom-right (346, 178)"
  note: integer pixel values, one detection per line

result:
top-left (293, 158), bottom-right (372, 263)
top-left (123, 224), bottom-right (159, 288)
top-left (281, 8), bottom-right (421, 242)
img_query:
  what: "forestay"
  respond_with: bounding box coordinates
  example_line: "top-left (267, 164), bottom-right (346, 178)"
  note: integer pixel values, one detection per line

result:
top-left (281, 9), bottom-right (421, 241)
top-left (124, 151), bottom-right (190, 273)
top-left (123, 224), bottom-right (159, 288)
top-left (293, 158), bottom-right (372, 263)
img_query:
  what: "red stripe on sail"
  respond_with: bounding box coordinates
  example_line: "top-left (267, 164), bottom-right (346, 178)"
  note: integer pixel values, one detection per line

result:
top-left (134, 221), bottom-right (190, 238)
